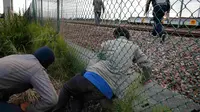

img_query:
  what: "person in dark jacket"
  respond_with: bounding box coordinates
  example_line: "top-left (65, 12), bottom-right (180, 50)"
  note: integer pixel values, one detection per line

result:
top-left (52, 27), bottom-right (152, 112)
top-left (0, 46), bottom-right (58, 112)
top-left (145, 0), bottom-right (170, 43)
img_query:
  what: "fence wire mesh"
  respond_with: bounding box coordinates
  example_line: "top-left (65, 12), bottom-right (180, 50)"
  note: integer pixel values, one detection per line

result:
top-left (27, 0), bottom-right (59, 31)
top-left (27, 0), bottom-right (200, 111)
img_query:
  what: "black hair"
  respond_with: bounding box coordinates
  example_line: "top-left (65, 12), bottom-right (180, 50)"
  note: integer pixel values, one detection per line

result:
top-left (113, 26), bottom-right (130, 40)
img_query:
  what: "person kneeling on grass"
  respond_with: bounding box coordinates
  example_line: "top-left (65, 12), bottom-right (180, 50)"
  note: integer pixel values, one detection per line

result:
top-left (53, 27), bottom-right (152, 112)
top-left (0, 46), bottom-right (58, 112)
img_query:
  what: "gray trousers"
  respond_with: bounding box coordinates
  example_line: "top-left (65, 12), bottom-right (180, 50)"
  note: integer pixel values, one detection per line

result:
top-left (94, 11), bottom-right (101, 25)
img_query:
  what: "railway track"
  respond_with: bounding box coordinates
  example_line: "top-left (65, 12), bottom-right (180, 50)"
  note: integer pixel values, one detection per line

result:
top-left (63, 20), bottom-right (200, 38)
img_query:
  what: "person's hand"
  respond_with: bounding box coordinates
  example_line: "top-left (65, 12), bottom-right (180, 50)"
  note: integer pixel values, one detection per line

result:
top-left (165, 12), bottom-right (169, 19)
top-left (20, 102), bottom-right (29, 112)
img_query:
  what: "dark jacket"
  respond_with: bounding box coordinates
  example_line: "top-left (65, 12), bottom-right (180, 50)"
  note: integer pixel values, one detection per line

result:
top-left (145, 0), bottom-right (170, 13)
top-left (93, 0), bottom-right (105, 12)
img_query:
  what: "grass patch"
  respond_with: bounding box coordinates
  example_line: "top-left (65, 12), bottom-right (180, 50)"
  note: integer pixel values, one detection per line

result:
top-left (112, 73), bottom-right (144, 112)
top-left (0, 13), bottom-right (85, 81)
top-left (28, 22), bottom-right (86, 80)
top-left (152, 105), bottom-right (172, 112)
top-left (0, 13), bottom-right (85, 105)
top-left (0, 14), bottom-right (31, 56)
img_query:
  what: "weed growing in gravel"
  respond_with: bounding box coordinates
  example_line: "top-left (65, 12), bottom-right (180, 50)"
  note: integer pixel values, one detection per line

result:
top-left (112, 73), bottom-right (144, 112)
top-left (152, 105), bottom-right (171, 112)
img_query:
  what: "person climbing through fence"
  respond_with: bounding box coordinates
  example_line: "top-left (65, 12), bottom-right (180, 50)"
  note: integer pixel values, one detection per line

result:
top-left (52, 26), bottom-right (152, 112)
top-left (144, 0), bottom-right (170, 43)
top-left (93, 0), bottom-right (105, 25)
top-left (0, 46), bottom-right (58, 112)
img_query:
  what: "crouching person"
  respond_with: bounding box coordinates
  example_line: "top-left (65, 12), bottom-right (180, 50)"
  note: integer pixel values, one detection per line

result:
top-left (53, 27), bottom-right (152, 112)
top-left (0, 46), bottom-right (58, 112)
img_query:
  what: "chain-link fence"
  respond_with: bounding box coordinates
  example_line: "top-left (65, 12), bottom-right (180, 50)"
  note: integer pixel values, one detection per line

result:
top-left (26, 0), bottom-right (200, 111)
top-left (27, 0), bottom-right (60, 32)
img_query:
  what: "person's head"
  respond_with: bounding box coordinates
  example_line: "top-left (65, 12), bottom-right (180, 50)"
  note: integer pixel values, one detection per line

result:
top-left (33, 46), bottom-right (55, 69)
top-left (113, 26), bottom-right (130, 40)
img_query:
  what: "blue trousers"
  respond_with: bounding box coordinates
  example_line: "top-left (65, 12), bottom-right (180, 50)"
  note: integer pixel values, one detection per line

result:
top-left (152, 5), bottom-right (168, 37)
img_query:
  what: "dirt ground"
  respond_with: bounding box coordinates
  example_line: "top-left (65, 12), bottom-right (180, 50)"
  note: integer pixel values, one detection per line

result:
top-left (61, 22), bottom-right (200, 103)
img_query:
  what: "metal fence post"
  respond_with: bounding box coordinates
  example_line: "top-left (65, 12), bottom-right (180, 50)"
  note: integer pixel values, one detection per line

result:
top-left (32, 0), bottom-right (36, 22)
top-left (61, 0), bottom-right (63, 19)
top-left (76, 0), bottom-right (77, 19)
top-left (57, 0), bottom-right (60, 33)
top-left (3, 0), bottom-right (13, 17)
top-left (119, 0), bottom-right (122, 24)
top-left (35, 0), bottom-right (38, 22)
top-left (41, 0), bottom-right (43, 25)
top-left (198, 4), bottom-right (200, 17)
top-left (178, 0), bottom-right (184, 28)
top-left (25, 0), bottom-right (27, 11)
top-left (48, 0), bottom-right (49, 18)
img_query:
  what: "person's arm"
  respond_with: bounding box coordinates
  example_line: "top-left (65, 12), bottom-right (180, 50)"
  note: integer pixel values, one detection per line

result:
top-left (144, 0), bottom-right (152, 15)
top-left (93, 0), bottom-right (95, 6)
top-left (166, 0), bottom-right (170, 13)
top-left (133, 46), bottom-right (152, 83)
top-left (97, 40), bottom-right (112, 60)
top-left (26, 70), bottom-right (58, 112)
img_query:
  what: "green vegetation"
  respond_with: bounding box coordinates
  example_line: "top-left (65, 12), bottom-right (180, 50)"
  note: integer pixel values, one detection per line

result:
top-left (111, 73), bottom-right (172, 112)
top-left (0, 14), bottom-right (85, 81)
top-left (112, 73), bottom-right (144, 112)
top-left (152, 105), bottom-right (171, 112)
top-left (0, 14), bottom-right (30, 56)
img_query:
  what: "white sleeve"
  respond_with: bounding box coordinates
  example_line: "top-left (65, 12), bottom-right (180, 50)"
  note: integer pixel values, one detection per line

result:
top-left (27, 70), bottom-right (58, 112)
